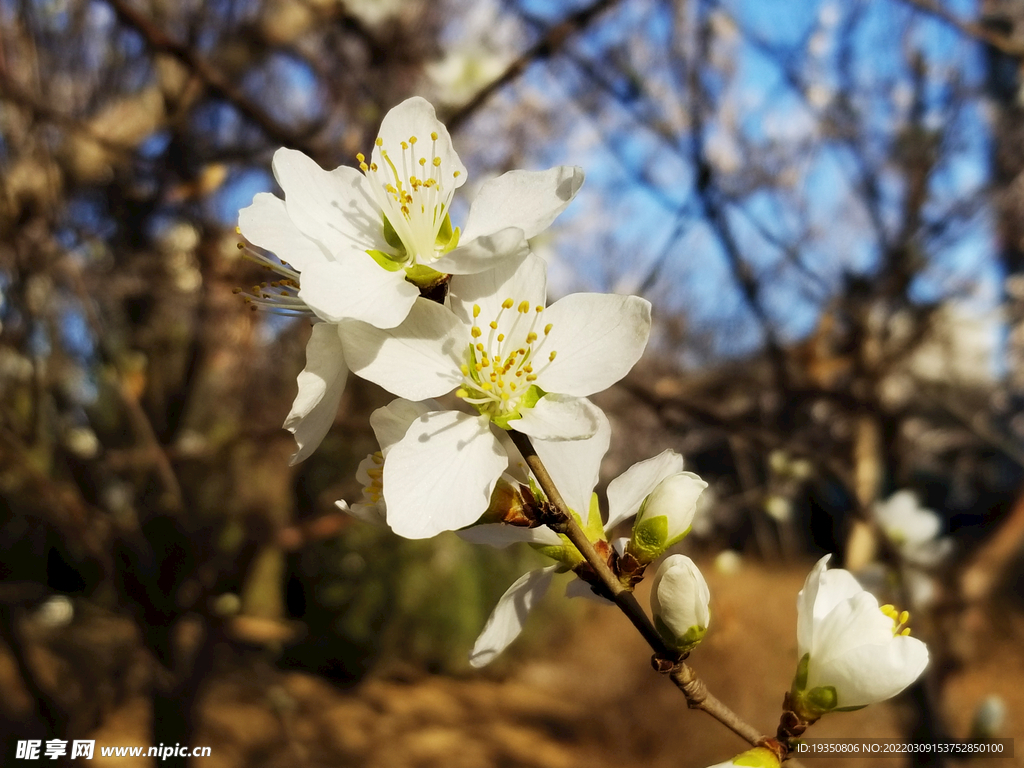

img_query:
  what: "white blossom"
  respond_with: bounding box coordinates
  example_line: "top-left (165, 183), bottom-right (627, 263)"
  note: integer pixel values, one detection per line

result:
top-left (343, 253), bottom-right (651, 539)
top-left (791, 555), bottom-right (929, 719)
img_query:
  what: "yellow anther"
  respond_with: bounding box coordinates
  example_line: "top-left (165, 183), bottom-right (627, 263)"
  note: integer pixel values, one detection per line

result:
top-left (880, 604), bottom-right (896, 617)
top-left (517, 300), bottom-right (530, 313)
top-left (526, 332), bottom-right (538, 344)
top-left (502, 298), bottom-right (514, 309)
top-left (901, 627), bottom-right (912, 636)
top-left (475, 364), bottom-right (483, 372)
top-left (409, 135), bottom-right (417, 144)
top-left (433, 157), bottom-right (442, 167)
top-left (526, 374), bottom-right (538, 382)
top-left (460, 364), bottom-right (469, 375)
top-left (524, 365), bottom-right (533, 373)
top-left (501, 392), bottom-right (510, 401)
top-left (456, 388), bottom-right (468, 398)
top-left (471, 326), bottom-right (482, 338)
top-left (430, 131), bottom-right (438, 140)
top-left (476, 343), bottom-right (484, 352)
top-left (549, 351), bottom-right (557, 362)
top-left (453, 170), bottom-right (461, 177)
top-left (419, 158), bottom-right (426, 166)
top-left (375, 137), bottom-right (383, 146)
top-left (481, 382), bottom-right (492, 391)
top-left (899, 610), bottom-right (910, 624)
top-left (237, 242), bottom-right (245, 249)
top-left (371, 162), bottom-right (378, 171)
top-left (510, 383), bottom-right (517, 391)
top-left (535, 305), bottom-right (543, 313)
top-left (401, 141), bottom-right (408, 150)
top-left (473, 304), bottom-right (481, 318)
top-left (544, 323), bottom-right (553, 335)
top-left (359, 163), bottom-right (368, 171)
top-left (356, 152), bottom-right (365, 162)
top-left (489, 321), bottom-right (498, 330)
top-left (497, 333), bottom-right (505, 342)
top-left (490, 373), bottom-right (497, 382)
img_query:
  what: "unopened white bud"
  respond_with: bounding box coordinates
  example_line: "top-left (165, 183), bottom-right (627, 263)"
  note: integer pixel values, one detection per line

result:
top-left (629, 471), bottom-right (708, 564)
top-left (650, 554), bottom-right (710, 653)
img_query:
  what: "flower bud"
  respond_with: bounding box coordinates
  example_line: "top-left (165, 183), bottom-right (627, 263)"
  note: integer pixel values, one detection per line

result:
top-left (629, 471), bottom-right (707, 564)
top-left (704, 746), bottom-right (781, 768)
top-left (650, 554), bottom-right (710, 653)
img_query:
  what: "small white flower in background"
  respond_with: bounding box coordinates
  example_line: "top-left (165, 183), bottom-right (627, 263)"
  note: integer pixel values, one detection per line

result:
top-left (343, 252), bottom-right (651, 539)
top-left (628, 471), bottom-right (708, 564)
top-left (970, 695), bottom-right (1006, 739)
top-left (238, 96), bottom-right (583, 330)
top-left (650, 555), bottom-right (710, 653)
top-left (790, 555), bottom-right (928, 720)
top-left (704, 746), bottom-right (781, 768)
top-left (467, 413), bottom-right (702, 667)
top-left (33, 595), bottom-right (74, 629)
top-left (763, 495), bottom-right (793, 523)
top-left (714, 549), bottom-right (743, 575)
top-left (873, 490), bottom-right (951, 566)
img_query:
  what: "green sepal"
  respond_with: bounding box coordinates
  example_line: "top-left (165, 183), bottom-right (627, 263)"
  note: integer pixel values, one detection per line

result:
top-left (834, 704), bottom-right (867, 713)
top-left (366, 249), bottom-right (405, 272)
top-left (584, 493), bottom-right (606, 540)
top-left (792, 652), bottom-right (810, 692)
top-left (629, 515), bottom-right (669, 564)
top-left (382, 213), bottom-right (404, 251)
top-left (435, 212), bottom-right (460, 252)
top-left (663, 524), bottom-right (693, 550)
top-left (532, 536), bottom-right (584, 569)
top-left (654, 616), bottom-right (706, 653)
top-left (804, 685), bottom-right (839, 715)
top-left (405, 264), bottom-right (446, 287)
top-left (491, 385), bottom-right (545, 430)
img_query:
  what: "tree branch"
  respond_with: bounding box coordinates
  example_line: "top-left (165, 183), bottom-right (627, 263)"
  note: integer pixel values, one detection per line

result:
top-left (102, 0), bottom-right (323, 159)
top-left (507, 428), bottom-right (772, 751)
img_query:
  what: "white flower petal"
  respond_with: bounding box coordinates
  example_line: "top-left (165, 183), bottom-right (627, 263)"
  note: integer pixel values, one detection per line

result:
top-left (283, 323), bottom-right (348, 465)
top-left (448, 251), bottom-right (547, 327)
top-left (298, 256), bottom-right (419, 328)
top-left (343, 299), bottom-right (466, 400)
top-left (373, 97), bottom-right (467, 190)
top-left (606, 450), bottom-right (685, 531)
top-left (383, 410), bottom-right (506, 538)
top-left (238, 193), bottom-right (329, 272)
top-left (470, 565), bottom-right (556, 668)
top-left (514, 393), bottom-right (601, 441)
top-left (539, 294), bottom-right (652, 396)
top-left (430, 228), bottom-right (530, 275)
top-left (336, 498), bottom-right (387, 528)
top-left (457, 524), bottom-right (561, 548)
top-left (461, 166), bottom-right (585, 242)
top-left (272, 148), bottom-right (385, 255)
top-left (529, 405), bottom-right (610, 517)
top-left (797, 555), bottom-right (830, 656)
top-left (810, 592), bottom-right (895, 666)
top-left (369, 399), bottom-right (435, 454)
top-left (814, 634), bottom-right (929, 709)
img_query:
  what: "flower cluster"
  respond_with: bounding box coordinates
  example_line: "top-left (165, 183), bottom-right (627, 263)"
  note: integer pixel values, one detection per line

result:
top-left (239, 96), bottom-right (931, 763)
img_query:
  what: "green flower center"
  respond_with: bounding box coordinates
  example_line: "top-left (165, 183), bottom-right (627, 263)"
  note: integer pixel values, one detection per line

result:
top-left (456, 299), bottom-right (557, 428)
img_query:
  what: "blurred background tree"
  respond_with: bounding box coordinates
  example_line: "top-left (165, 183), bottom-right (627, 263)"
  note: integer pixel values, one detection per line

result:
top-left (2, 0), bottom-right (1023, 766)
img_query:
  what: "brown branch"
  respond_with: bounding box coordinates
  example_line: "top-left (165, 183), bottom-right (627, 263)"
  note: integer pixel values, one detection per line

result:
top-left (102, 0), bottom-right (322, 158)
top-left (445, 0), bottom-right (621, 132)
top-left (507, 429), bottom-right (771, 751)
top-left (897, 0), bottom-right (1024, 58)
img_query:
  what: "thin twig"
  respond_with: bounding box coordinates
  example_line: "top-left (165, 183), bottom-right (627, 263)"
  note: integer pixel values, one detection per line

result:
top-left (102, 0), bottom-right (322, 159)
top-left (507, 429), bottom-right (770, 750)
